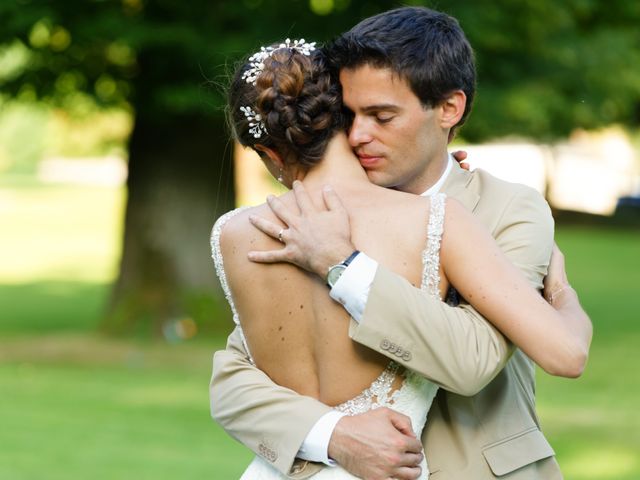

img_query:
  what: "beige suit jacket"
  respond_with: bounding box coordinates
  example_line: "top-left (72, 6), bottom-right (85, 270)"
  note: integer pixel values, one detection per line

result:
top-left (211, 164), bottom-right (561, 479)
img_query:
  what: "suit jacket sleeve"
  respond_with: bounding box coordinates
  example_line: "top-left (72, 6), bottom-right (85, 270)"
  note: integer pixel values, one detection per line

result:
top-left (350, 185), bottom-right (554, 396)
top-left (211, 325), bottom-right (332, 476)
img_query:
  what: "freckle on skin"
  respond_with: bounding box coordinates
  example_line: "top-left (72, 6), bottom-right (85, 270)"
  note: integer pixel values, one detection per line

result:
top-left (281, 336), bottom-right (285, 341)
top-left (300, 304), bottom-right (304, 309)
top-left (288, 311), bottom-right (292, 315)
top-left (278, 326), bottom-right (283, 331)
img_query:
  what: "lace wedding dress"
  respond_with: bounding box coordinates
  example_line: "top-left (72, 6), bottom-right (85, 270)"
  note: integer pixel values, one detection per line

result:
top-left (211, 193), bottom-right (447, 479)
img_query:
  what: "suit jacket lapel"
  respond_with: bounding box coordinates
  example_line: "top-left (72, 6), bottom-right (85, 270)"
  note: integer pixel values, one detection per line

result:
top-left (441, 163), bottom-right (480, 212)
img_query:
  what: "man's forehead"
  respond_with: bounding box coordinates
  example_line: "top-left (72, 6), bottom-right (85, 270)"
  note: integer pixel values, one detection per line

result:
top-left (339, 65), bottom-right (414, 108)
top-left (339, 64), bottom-right (401, 82)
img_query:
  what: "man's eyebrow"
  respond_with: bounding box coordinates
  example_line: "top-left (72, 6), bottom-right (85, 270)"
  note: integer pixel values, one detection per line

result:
top-left (360, 104), bottom-right (401, 113)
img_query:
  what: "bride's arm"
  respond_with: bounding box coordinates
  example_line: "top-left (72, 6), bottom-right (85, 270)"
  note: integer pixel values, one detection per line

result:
top-left (542, 243), bottom-right (592, 363)
top-left (441, 199), bottom-right (592, 377)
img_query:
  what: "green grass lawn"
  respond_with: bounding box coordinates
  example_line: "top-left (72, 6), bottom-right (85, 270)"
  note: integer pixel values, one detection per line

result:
top-left (536, 226), bottom-right (640, 480)
top-left (0, 335), bottom-right (253, 479)
top-left (1, 181), bottom-right (639, 479)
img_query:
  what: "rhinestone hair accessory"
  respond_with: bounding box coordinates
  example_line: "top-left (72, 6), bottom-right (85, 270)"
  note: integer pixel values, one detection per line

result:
top-left (240, 106), bottom-right (267, 139)
top-left (241, 38), bottom-right (317, 85)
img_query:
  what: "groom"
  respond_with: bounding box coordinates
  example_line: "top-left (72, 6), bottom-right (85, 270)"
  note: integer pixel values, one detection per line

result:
top-left (212, 7), bottom-right (585, 479)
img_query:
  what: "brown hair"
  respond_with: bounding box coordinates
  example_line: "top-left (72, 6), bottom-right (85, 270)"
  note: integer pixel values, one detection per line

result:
top-left (228, 44), bottom-right (345, 168)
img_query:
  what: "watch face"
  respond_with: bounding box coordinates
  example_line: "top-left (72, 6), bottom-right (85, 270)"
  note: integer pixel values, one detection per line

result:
top-left (327, 264), bottom-right (346, 288)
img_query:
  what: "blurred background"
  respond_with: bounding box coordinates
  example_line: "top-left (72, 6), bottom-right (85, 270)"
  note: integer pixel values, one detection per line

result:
top-left (0, 0), bottom-right (639, 478)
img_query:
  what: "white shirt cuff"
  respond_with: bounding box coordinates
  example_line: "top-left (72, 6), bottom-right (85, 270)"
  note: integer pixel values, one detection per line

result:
top-left (297, 410), bottom-right (345, 465)
top-left (329, 253), bottom-right (378, 323)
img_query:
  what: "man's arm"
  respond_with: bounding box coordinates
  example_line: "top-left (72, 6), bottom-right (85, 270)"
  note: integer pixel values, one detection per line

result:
top-left (348, 186), bottom-right (554, 393)
top-left (212, 326), bottom-right (423, 478)
top-left (349, 269), bottom-right (510, 395)
top-left (249, 182), bottom-right (554, 394)
top-left (211, 327), bottom-right (333, 475)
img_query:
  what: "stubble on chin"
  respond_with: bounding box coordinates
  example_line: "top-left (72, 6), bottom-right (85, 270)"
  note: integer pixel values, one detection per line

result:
top-left (365, 169), bottom-right (391, 188)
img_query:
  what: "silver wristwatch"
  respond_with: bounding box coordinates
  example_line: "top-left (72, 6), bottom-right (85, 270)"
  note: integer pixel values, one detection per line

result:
top-left (326, 250), bottom-right (360, 288)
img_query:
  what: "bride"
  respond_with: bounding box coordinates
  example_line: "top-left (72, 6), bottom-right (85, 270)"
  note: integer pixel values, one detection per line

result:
top-left (212, 40), bottom-right (590, 479)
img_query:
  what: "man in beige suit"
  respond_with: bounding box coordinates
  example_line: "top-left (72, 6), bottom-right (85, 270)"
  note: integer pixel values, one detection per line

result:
top-left (212, 7), bottom-right (590, 479)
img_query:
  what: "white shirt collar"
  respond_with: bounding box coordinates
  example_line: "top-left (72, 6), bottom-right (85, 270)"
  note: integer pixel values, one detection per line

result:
top-left (421, 154), bottom-right (453, 196)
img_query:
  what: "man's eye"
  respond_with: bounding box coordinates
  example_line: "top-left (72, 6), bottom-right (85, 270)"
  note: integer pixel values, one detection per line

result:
top-left (376, 115), bottom-right (394, 123)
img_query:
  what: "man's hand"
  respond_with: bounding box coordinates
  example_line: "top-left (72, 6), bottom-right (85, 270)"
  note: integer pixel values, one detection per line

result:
top-left (248, 180), bottom-right (355, 278)
top-left (328, 408), bottom-right (424, 480)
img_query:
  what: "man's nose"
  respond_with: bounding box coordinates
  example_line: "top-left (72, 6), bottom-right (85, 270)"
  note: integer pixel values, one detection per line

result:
top-left (348, 116), bottom-right (373, 147)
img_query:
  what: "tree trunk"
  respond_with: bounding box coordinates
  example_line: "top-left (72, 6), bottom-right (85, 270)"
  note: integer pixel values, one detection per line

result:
top-left (102, 113), bottom-right (235, 336)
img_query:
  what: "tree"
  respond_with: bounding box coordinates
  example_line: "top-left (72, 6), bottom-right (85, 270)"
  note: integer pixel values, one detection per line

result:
top-left (1, 0), bottom-right (638, 334)
top-left (447, 0), bottom-right (640, 141)
top-left (0, 0), bottom-right (400, 334)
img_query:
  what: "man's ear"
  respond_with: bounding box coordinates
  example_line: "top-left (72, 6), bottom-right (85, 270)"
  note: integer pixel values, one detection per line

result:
top-left (254, 144), bottom-right (285, 170)
top-left (440, 90), bottom-right (466, 129)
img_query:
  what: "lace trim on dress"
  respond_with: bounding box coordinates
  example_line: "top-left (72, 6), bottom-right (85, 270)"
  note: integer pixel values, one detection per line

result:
top-left (211, 206), bottom-right (255, 365)
top-left (333, 193), bottom-right (446, 415)
top-left (422, 192), bottom-right (446, 297)
top-left (334, 362), bottom-right (400, 415)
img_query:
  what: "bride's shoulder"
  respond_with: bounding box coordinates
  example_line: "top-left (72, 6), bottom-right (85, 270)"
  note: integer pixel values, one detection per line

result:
top-left (212, 201), bottom-right (283, 256)
top-left (440, 195), bottom-right (475, 226)
top-left (213, 204), bottom-right (263, 242)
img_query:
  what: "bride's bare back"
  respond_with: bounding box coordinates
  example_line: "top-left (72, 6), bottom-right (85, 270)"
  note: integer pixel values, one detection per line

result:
top-left (219, 182), bottom-right (447, 406)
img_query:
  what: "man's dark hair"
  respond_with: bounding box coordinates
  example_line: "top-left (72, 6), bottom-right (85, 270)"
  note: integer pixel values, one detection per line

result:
top-left (328, 6), bottom-right (476, 132)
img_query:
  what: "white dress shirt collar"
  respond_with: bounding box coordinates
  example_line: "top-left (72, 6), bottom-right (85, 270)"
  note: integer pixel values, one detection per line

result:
top-left (422, 154), bottom-right (453, 196)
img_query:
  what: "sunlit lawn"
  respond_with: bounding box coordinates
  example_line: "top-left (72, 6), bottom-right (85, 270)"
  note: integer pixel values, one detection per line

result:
top-left (0, 180), bottom-right (638, 479)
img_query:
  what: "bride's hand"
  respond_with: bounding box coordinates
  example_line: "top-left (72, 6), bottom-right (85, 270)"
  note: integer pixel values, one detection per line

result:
top-left (543, 243), bottom-right (571, 304)
top-left (451, 149), bottom-right (469, 170)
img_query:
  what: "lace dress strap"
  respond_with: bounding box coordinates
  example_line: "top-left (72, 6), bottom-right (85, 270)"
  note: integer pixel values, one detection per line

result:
top-left (422, 192), bottom-right (446, 298)
top-left (210, 206), bottom-right (255, 364)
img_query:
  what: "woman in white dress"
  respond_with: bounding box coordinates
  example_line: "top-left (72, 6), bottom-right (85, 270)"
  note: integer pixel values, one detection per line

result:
top-left (212, 40), bottom-right (590, 479)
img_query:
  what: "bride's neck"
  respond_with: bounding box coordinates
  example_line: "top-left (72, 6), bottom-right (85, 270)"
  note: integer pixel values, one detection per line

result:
top-left (300, 133), bottom-right (370, 190)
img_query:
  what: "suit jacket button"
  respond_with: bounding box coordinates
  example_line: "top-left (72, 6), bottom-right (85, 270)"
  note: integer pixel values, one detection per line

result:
top-left (380, 339), bottom-right (390, 350)
top-left (388, 343), bottom-right (397, 354)
top-left (402, 351), bottom-right (412, 361)
top-left (395, 346), bottom-right (404, 357)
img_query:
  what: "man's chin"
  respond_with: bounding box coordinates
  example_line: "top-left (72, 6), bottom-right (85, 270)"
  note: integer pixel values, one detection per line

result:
top-left (365, 170), bottom-right (395, 188)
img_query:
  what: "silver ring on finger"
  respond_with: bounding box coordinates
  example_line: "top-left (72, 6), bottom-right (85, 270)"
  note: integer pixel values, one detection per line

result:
top-left (277, 228), bottom-right (285, 243)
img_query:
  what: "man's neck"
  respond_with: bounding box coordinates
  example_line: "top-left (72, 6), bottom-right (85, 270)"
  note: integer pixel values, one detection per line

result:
top-left (401, 152), bottom-right (450, 195)
top-left (422, 155), bottom-right (453, 196)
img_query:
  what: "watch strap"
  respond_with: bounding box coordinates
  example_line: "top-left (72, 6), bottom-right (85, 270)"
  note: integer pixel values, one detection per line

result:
top-left (326, 250), bottom-right (360, 287)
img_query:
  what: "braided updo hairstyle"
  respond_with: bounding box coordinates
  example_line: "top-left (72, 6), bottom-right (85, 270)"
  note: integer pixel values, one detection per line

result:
top-left (228, 43), bottom-right (346, 168)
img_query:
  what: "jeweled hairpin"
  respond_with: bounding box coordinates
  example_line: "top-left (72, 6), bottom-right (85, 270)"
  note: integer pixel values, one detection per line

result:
top-left (241, 38), bottom-right (317, 86)
top-left (240, 105), bottom-right (267, 139)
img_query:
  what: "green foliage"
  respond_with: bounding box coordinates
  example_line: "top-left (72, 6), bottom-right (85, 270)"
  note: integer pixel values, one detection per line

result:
top-left (3, 0), bottom-right (637, 141)
top-left (0, 99), bottom-right (48, 173)
top-left (444, 0), bottom-right (640, 140)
